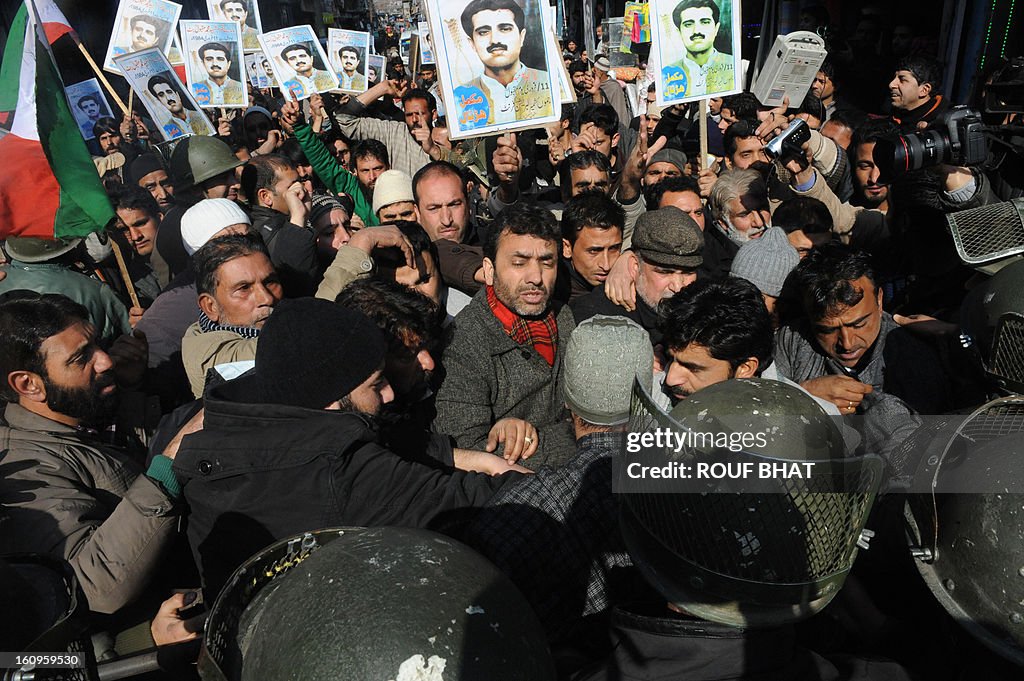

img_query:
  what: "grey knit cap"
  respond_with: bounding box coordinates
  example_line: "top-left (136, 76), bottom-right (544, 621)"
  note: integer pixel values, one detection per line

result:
top-left (648, 148), bottom-right (688, 173)
top-left (632, 206), bottom-right (704, 268)
top-left (564, 315), bottom-right (653, 426)
top-left (729, 227), bottom-right (800, 297)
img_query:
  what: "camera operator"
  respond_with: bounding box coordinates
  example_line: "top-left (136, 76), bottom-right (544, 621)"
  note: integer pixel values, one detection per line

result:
top-left (889, 56), bottom-right (949, 132)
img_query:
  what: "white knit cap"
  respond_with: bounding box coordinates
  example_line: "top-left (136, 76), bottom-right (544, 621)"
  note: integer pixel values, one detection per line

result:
top-left (180, 199), bottom-right (251, 255)
top-left (372, 169), bottom-right (414, 216)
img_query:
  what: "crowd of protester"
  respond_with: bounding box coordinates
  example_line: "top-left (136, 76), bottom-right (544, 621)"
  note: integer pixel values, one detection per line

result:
top-left (2, 2), bottom-right (1024, 678)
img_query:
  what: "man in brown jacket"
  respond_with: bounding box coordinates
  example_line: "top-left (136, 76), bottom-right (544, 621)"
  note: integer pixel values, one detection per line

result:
top-left (0, 294), bottom-right (191, 615)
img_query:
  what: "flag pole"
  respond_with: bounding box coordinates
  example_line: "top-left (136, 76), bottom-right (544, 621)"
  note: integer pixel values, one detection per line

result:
top-left (74, 39), bottom-right (129, 116)
top-left (108, 239), bottom-right (141, 309)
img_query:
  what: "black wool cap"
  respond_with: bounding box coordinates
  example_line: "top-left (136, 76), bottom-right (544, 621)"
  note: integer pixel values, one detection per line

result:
top-left (255, 298), bottom-right (386, 410)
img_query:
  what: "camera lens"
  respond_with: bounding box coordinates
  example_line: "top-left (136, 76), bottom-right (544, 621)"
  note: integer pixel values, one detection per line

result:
top-left (901, 130), bottom-right (947, 171)
top-left (873, 131), bottom-right (950, 181)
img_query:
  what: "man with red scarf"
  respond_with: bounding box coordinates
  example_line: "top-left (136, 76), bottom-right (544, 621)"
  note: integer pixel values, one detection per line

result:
top-left (433, 204), bottom-right (577, 469)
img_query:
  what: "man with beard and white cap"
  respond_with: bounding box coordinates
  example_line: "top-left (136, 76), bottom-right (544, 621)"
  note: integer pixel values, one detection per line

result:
top-left (135, 199), bottom-right (252, 406)
top-left (0, 293), bottom-right (199, 615)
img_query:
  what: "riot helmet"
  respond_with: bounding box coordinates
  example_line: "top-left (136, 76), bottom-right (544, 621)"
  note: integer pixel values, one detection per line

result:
top-left (906, 395), bottom-right (1024, 667)
top-left (620, 378), bottom-right (883, 628)
top-left (199, 527), bottom-right (556, 681)
top-left (169, 135), bottom-right (244, 189)
top-left (959, 258), bottom-right (1024, 394)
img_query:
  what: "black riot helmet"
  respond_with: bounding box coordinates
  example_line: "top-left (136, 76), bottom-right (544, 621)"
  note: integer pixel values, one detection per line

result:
top-left (960, 258), bottom-right (1024, 394)
top-left (620, 378), bottom-right (883, 628)
top-left (199, 527), bottom-right (556, 681)
top-left (906, 395), bottom-right (1024, 667)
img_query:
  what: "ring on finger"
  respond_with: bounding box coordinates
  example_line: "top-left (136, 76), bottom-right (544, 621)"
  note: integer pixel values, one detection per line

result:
top-left (524, 436), bottom-right (534, 445)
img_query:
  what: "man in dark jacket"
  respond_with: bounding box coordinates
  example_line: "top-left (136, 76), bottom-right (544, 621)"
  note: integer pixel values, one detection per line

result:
top-left (240, 154), bottom-right (319, 296)
top-left (557, 193), bottom-right (625, 304)
top-left (174, 297), bottom-right (518, 597)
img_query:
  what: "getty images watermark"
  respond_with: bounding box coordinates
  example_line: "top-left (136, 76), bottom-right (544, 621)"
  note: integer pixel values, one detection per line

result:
top-left (623, 427), bottom-right (817, 482)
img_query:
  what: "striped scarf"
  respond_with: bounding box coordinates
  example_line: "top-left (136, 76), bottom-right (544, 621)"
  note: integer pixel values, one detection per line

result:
top-left (198, 309), bottom-right (261, 339)
top-left (486, 285), bottom-right (558, 366)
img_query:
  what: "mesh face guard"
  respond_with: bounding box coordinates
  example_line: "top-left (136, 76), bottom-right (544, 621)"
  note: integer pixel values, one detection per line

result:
top-left (947, 199), bottom-right (1024, 265)
top-left (619, 380), bottom-right (883, 627)
top-left (989, 312), bottom-right (1024, 394)
top-left (199, 529), bottom-right (349, 681)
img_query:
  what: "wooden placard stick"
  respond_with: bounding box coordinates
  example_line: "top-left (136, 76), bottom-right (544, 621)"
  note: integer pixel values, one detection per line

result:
top-left (698, 98), bottom-right (709, 171)
top-left (74, 40), bottom-right (129, 115)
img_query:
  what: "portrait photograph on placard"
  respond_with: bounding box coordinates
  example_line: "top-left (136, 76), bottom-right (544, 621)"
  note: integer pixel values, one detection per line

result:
top-left (207, 0), bottom-right (263, 52)
top-left (245, 51), bottom-right (273, 88)
top-left (258, 26), bottom-right (339, 101)
top-left (417, 20), bottom-right (435, 65)
top-left (114, 47), bottom-right (215, 139)
top-left (425, 0), bottom-right (560, 139)
top-left (327, 29), bottom-right (371, 94)
top-left (104, 0), bottom-right (183, 74)
top-left (651, 0), bottom-right (743, 105)
top-left (65, 79), bottom-right (113, 141)
top-left (366, 54), bottom-right (386, 87)
top-left (180, 20), bottom-right (248, 108)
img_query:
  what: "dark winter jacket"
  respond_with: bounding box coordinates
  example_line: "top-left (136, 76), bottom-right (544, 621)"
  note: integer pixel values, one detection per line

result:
top-left (173, 372), bottom-right (516, 597)
top-left (249, 205), bottom-right (318, 297)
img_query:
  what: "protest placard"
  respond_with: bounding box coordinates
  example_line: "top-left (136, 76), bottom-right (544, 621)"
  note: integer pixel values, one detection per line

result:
top-left (651, 0), bottom-right (743, 105)
top-left (207, 0), bottom-right (263, 52)
top-left (327, 29), bottom-right (371, 94)
top-left (114, 47), bottom-right (215, 139)
top-left (65, 79), bottom-right (114, 140)
top-left (104, 0), bottom-right (182, 74)
top-left (180, 20), bottom-right (248, 108)
top-left (425, 0), bottom-right (560, 139)
top-left (258, 26), bottom-right (339, 101)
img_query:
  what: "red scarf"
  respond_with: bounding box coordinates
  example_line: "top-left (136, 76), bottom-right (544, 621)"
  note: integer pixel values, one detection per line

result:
top-left (486, 285), bottom-right (558, 366)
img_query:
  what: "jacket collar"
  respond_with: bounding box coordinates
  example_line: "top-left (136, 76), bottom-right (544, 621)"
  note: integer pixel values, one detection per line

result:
top-left (3, 402), bottom-right (80, 435)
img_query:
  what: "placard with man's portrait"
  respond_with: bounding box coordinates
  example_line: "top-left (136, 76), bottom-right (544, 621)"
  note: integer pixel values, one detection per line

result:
top-left (258, 26), bottom-right (339, 101)
top-left (365, 54), bottom-right (386, 87)
top-left (65, 79), bottom-right (113, 141)
top-left (417, 21), bottom-right (435, 65)
top-left (651, 0), bottom-right (743, 105)
top-left (180, 21), bottom-right (247, 109)
top-left (244, 51), bottom-right (274, 88)
top-left (327, 29), bottom-right (371, 95)
top-left (207, 0), bottom-right (263, 52)
top-left (114, 47), bottom-right (215, 139)
top-left (425, 0), bottom-right (561, 139)
top-left (104, 0), bottom-right (182, 74)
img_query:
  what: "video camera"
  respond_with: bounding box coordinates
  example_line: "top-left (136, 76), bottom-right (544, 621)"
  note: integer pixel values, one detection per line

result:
top-left (872, 105), bottom-right (988, 182)
top-left (763, 118), bottom-right (812, 165)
